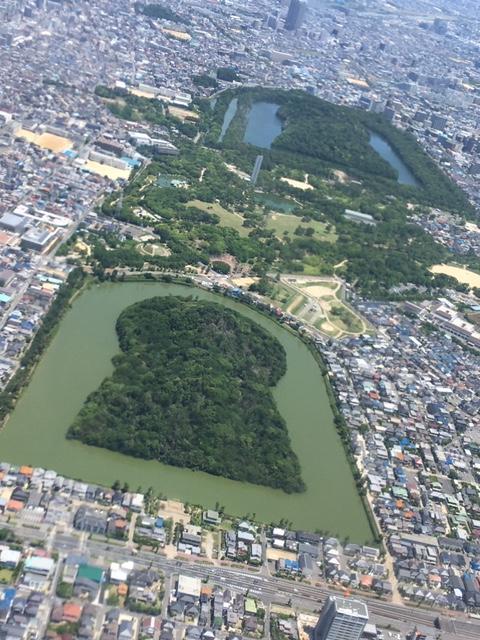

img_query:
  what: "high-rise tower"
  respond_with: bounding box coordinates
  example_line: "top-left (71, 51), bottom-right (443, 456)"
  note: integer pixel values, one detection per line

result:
top-left (285, 0), bottom-right (307, 31)
top-left (314, 596), bottom-right (368, 640)
top-left (250, 155), bottom-right (264, 185)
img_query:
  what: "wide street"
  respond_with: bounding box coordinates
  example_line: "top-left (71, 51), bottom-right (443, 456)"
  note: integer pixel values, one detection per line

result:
top-left (3, 513), bottom-right (480, 639)
top-left (50, 529), bottom-right (480, 640)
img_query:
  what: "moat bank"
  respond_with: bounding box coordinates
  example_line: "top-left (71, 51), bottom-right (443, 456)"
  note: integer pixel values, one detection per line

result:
top-left (0, 282), bottom-right (373, 542)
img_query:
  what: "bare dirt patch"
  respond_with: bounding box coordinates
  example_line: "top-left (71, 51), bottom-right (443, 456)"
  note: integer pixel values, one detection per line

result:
top-left (267, 548), bottom-right (298, 562)
top-left (430, 264), bottom-right (480, 288)
top-left (280, 177), bottom-right (313, 191)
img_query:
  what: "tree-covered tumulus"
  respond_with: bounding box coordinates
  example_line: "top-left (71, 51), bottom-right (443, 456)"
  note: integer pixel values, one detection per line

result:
top-left (67, 296), bottom-right (305, 493)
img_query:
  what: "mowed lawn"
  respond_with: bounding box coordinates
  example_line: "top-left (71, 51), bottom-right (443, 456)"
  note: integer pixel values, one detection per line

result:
top-left (266, 212), bottom-right (336, 242)
top-left (0, 569), bottom-right (13, 584)
top-left (187, 200), bottom-right (249, 236)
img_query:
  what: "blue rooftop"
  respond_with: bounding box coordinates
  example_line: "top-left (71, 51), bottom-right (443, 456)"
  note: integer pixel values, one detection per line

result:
top-left (0, 587), bottom-right (16, 611)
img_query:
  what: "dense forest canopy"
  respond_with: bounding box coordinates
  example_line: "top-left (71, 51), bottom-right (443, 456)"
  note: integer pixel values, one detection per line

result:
top-left (209, 87), bottom-right (472, 216)
top-left (134, 2), bottom-right (190, 25)
top-left (91, 84), bottom-right (476, 299)
top-left (68, 297), bottom-right (305, 493)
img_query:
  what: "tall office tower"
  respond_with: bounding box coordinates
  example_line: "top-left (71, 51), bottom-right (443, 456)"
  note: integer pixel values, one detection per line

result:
top-left (266, 15), bottom-right (278, 30)
top-left (250, 155), bottom-right (264, 185)
top-left (431, 114), bottom-right (447, 131)
top-left (314, 596), bottom-right (368, 640)
top-left (285, 0), bottom-right (307, 31)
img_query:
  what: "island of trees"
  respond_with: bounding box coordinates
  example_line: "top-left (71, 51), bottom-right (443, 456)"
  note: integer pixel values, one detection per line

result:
top-left (67, 296), bottom-right (305, 493)
top-left (134, 2), bottom-right (190, 25)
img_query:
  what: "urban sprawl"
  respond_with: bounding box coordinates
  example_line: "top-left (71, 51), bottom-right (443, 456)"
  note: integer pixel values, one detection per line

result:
top-left (0, 1), bottom-right (480, 640)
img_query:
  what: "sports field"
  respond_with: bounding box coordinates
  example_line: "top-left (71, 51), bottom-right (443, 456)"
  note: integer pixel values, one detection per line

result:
top-left (270, 275), bottom-right (367, 338)
top-left (84, 160), bottom-right (131, 181)
top-left (17, 129), bottom-right (73, 153)
top-left (430, 264), bottom-right (480, 289)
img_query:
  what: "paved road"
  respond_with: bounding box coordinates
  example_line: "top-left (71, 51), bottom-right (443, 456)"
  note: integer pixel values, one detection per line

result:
top-left (5, 522), bottom-right (480, 639)
top-left (75, 537), bottom-right (479, 639)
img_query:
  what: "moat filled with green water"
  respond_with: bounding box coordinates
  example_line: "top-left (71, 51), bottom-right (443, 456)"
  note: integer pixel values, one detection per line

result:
top-left (0, 282), bottom-right (373, 542)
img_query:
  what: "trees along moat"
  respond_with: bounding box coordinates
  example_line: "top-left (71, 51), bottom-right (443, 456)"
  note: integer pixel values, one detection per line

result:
top-left (0, 283), bottom-right (374, 543)
top-left (222, 96), bottom-right (418, 188)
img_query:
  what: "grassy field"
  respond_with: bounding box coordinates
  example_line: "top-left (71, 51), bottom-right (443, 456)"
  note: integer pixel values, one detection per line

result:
top-left (270, 283), bottom-right (298, 310)
top-left (266, 212), bottom-right (336, 242)
top-left (329, 302), bottom-right (364, 333)
top-left (0, 569), bottom-right (13, 584)
top-left (297, 280), bottom-right (337, 290)
top-left (187, 200), bottom-right (249, 236)
top-left (289, 295), bottom-right (309, 315)
top-left (269, 277), bottom-right (366, 338)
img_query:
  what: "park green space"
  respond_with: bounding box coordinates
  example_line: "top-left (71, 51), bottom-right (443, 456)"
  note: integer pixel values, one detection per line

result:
top-left (186, 200), bottom-right (248, 236)
top-left (94, 83), bottom-right (476, 298)
top-left (0, 282), bottom-right (374, 542)
top-left (265, 211), bottom-right (336, 242)
top-left (269, 278), bottom-right (365, 338)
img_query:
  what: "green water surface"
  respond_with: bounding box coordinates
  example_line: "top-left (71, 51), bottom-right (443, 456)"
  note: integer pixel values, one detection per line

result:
top-left (0, 283), bottom-right (373, 541)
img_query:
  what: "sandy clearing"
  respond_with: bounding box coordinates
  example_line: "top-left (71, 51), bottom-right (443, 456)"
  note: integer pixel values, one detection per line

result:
top-left (128, 88), bottom-right (157, 99)
top-left (224, 163), bottom-right (250, 181)
top-left (231, 277), bottom-right (257, 288)
top-left (0, 231), bottom-right (16, 246)
top-left (321, 299), bottom-right (335, 313)
top-left (163, 28), bottom-right (191, 41)
top-left (346, 77), bottom-right (369, 88)
top-left (304, 285), bottom-right (340, 299)
top-left (430, 264), bottom-right (480, 289)
top-left (280, 177), bottom-right (313, 191)
top-left (161, 499), bottom-right (187, 515)
top-left (84, 160), bottom-right (131, 181)
top-left (298, 614), bottom-right (318, 640)
top-left (74, 240), bottom-right (91, 256)
top-left (157, 499), bottom-right (190, 527)
top-left (320, 320), bottom-right (339, 334)
top-left (266, 548), bottom-right (298, 562)
top-left (17, 129), bottom-right (73, 153)
top-left (17, 128), bottom-right (40, 144)
top-left (333, 170), bottom-right (348, 184)
top-left (38, 133), bottom-right (73, 152)
top-left (204, 531), bottom-right (215, 560)
top-left (465, 222), bottom-right (480, 233)
top-left (168, 106), bottom-right (199, 121)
